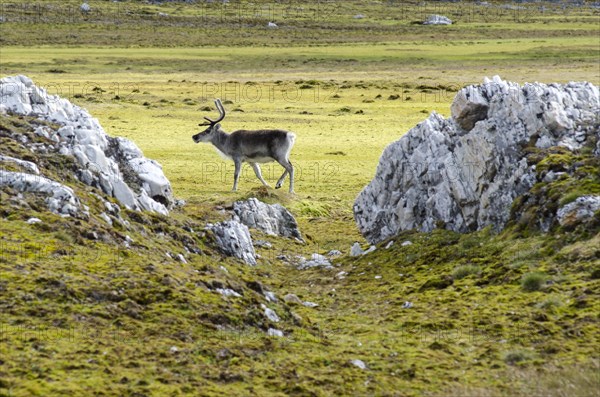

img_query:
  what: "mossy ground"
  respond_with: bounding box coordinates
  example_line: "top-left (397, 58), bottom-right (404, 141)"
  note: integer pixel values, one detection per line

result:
top-left (1, 1), bottom-right (599, 395)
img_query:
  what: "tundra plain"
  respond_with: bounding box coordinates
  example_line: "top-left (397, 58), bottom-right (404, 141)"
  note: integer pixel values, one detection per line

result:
top-left (0, 1), bottom-right (599, 396)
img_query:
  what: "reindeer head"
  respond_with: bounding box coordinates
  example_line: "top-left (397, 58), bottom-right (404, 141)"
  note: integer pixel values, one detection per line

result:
top-left (193, 99), bottom-right (225, 143)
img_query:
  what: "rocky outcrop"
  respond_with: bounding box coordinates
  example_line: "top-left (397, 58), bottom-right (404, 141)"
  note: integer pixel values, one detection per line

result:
top-left (233, 198), bottom-right (302, 240)
top-left (0, 75), bottom-right (174, 215)
top-left (207, 221), bottom-right (257, 265)
top-left (354, 76), bottom-right (599, 243)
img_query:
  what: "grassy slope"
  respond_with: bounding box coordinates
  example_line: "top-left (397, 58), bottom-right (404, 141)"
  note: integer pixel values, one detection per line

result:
top-left (1, 1), bottom-right (599, 396)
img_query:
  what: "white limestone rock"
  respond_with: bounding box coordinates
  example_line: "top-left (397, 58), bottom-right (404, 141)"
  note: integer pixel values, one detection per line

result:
top-left (297, 253), bottom-right (333, 270)
top-left (354, 77), bottom-right (599, 243)
top-left (0, 155), bottom-right (40, 174)
top-left (423, 15), bottom-right (452, 25)
top-left (0, 171), bottom-right (80, 216)
top-left (0, 75), bottom-right (174, 215)
top-left (233, 198), bottom-right (302, 240)
top-left (206, 221), bottom-right (257, 265)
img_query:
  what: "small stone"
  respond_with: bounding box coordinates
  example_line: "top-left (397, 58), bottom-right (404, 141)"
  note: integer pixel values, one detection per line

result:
top-left (362, 245), bottom-right (376, 255)
top-left (336, 271), bottom-right (348, 279)
top-left (262, 305), bottom-right (280, 322)
top-left (350, 242), bottom-right (364, 256)
top-left (267, 328), bottom-right (284, 337)
top-left (216, 288), bottom-right (242, 298)
top-left (264, 291), bottom-right (277, 302)
top-left (254, 239), bottom-right (273, 249)
top-left (401, 241), bottom-right (413, 247)
top-left (284, 294), bottom-right (303, 305)
top-left (350, 359), bottom-right (367, 370)
top-left (385, 241), bottom-right (394, 249)
top-left (402, 301), bottom-right (413, 309)
top-left (27, 217), bottom-right (42, 224)
top-left (100, 212), bottom-right (112, 226)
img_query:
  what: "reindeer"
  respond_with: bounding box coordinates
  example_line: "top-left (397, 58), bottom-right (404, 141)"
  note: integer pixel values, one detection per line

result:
top-left (192, 99), bottom-right (296, 193)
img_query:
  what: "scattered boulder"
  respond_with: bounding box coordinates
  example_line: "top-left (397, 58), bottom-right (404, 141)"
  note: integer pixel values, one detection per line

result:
top-left (557, 196), bottom-right (600, 226)
top-left (233, 198), bottom-right (302, 240)
top-left (423, 15), bottom-right (452, 25)
top-left (297, 253), bottom-right (333, 270)
top-left (354, 76), bottom-right (599, 243)
top-left (206, 221), bottom-right (257, 265)
top-left (80, 3), bottom-right (91, 13)
top-left (0, 75), bottom-right (174, 215)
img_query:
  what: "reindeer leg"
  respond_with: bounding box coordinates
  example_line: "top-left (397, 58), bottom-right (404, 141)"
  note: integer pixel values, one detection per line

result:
top-left (232, 158), bottom-right (242, 191)
top-left (287, 160), bottom-right (294, 193)
top-left (250, 162), bottom-right (271, 188)
top-left (276, 159), bottom-right (294, 193)
top-left (275, 169), bottom-right (288, 189)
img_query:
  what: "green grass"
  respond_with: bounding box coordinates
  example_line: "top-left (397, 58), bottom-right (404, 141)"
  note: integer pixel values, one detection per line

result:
top-left (452, 264), bottom-right (481, 279)
top-left (521, 272), bottom-right (549, 292)
top-left (1, 1), bottom-right (599, 395)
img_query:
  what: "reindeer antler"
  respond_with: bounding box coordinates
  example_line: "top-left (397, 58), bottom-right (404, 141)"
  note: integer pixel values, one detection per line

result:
top-left (199, 99), bottom-right (226, 126)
